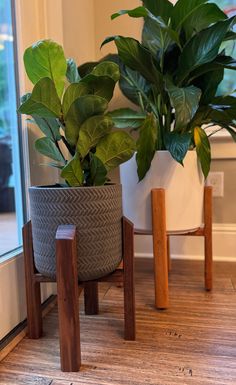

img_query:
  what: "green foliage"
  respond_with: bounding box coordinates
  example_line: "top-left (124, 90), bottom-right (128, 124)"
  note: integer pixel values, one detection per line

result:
top-left (19, 40), bottom-right (136, 187)
top-left (102, 0), bottom-right (236, 179)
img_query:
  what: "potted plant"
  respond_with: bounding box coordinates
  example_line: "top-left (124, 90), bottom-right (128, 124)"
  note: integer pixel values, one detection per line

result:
top-left (18, 39), bottom-right (136, 281)
top-left (101, 0), bottom-right (236, 232)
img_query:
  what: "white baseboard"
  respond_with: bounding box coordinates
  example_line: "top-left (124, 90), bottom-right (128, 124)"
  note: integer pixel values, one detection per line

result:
top-left (134, 223), bottom-right (236, 262)
top-left (135, 252), bottom-right (236, 262)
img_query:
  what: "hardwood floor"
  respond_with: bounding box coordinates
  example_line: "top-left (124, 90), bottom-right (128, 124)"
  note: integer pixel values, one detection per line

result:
top-left (0, 258), bottom-right (236, 385)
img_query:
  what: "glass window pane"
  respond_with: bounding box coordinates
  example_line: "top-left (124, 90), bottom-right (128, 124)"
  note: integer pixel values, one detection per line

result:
top-left (0, 0), bottom-right (23, 256)
top-left (213, 0), bottom-right (236, 95)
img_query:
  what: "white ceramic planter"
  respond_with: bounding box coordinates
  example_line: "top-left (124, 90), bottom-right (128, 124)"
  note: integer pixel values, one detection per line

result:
top-left (120, 151), bottom-right (204, 233)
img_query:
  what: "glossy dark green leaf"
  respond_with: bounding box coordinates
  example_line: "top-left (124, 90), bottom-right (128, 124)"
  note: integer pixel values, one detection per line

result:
top-left (183, 3), bottom-right (227, 41)
top-left (18, 78), bottom-right (62, 118)
top-left (194, 69), bottom-right (224, 105)
top-left (108, 108), bottom-right (146, 129)
top-left (66, 58), bottom-right (81, 83)
top-left (207, 95), bottom-right (236, 122)
top-left (166, 83), bottom-right (201, 130)
top-left (142, 17), bottom-right (179, 58)
top-left (31, 116), bottom-right (61, 141)
top-left (164, 131), bottom-right (191, 164)
top-left (77, 61), bottom-right (98, 78)
top-left (111, 7), bottom-right (148, 20)
top-left (61, 153), bottom-right (84, 186)
top-left (194, 126), bottom-right (211, 178)
top-left (35, 137), bottom-right (65, 163)
top-left (177, 17), bottom-right (236, 84)
top-left (188, 55), bottom-right (236, 83)
top-left (171, 0), bottom-right (207, 30)
top-left (88, 154), bottom-right (107, 186)
top-left (143, 0), bottom-right (173, 23)
top-left (136, 113), bottom-right (157, 181)
top-left (64, 95), bottom-right (108, 146)
top-left (119, 66), bottom-right (151, 106)
top-left (77, 115), bottom-right (113, 158)
top-left (96, 131), bottom-right (136, 171)
top-left (101, 36), bottom-right (163, 91)
top-left (23, 40), bottom-right (67, 97)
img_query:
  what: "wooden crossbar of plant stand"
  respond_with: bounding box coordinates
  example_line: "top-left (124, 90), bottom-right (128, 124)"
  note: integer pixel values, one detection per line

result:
top-left (22, 217), bottom-right (135, 372)
top-left (135, 186), bottom-right (213, 310)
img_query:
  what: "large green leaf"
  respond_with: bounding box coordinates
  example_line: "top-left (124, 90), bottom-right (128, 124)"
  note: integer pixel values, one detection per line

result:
top-left (101, 36), bottom-right (163, 92)
top-left (23, 40), bottom-right (67, 97)
top-left (18, 78), bottom-right (61, 118)
top-left (142, 17), bottom-right (178, 58)
top-left (176, 17), bottom-right (236, 84)
top-left (136, 113), bottom-right (157, 181)
top-left (171, 0), bottom-right (207, 30)
top-left (194, 126), bottom-right (211, 178)
top-left (108, 108), bottom-right (146, 129)
top-left (111, 6), bottom-right (179, 57)
top-left (91, 61), bottom-right (120, 82)
top-left (183, 3), bottom-right (227, 41)
top-left (143, 0), bottom-right (173, 24)
top-left (166, 83), bottom-right (201, 130)
top-left (35, 137), bottom-right (65, 163)
top-left (194, 69), bottom-right (224, 105)
top-left (30, 116), bottom-right (61, 141)
top-left (62, 83), bottom-right (90, 117)
top-left (64, 95), bottom-right (108, 146)
top-left (61, 153), bottom-right (84, 187)
top-left (164, 131), bottom-right (191, 164)
top-left (66, 58), bottom-right (81, 83)
top-left (119, 66), bottom-right (151, 107)
top-left (96, 131), bottom-right (136, 171)
top-left (206, 97), bottom-right (236, 123)
top-left (77, 115), bottom-right (113, 158)
top-left (78, 61), bottom-right (98, 78)
top-left (187, 55), bottom-right (236, 83)
top-left (112, 6), bottom-right (149, 20)
top-left (80, 74), bottom-right (116, 102)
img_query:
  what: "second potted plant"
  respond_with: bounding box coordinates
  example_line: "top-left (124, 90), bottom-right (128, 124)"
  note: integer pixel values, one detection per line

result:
top-left (102, 0), bottom-right (236, 232)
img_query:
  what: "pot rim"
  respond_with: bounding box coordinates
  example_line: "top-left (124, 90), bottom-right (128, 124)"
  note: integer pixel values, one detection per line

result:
top-left (28, 183), bottom-right (121, 190)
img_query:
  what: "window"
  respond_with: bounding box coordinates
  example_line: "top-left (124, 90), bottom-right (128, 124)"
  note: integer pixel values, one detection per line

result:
top-left (0, 0), bottom-right (24, 256)
top-left (216, 0), bottom-right (236, 95)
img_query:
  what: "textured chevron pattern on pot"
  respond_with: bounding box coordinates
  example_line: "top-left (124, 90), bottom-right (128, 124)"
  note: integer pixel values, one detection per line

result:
top-left (29, 184), bottom-right (123, 281)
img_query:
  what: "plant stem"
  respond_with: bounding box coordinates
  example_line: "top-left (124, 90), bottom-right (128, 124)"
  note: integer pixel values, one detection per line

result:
top-left (61, 135), bottom-right (75, 156)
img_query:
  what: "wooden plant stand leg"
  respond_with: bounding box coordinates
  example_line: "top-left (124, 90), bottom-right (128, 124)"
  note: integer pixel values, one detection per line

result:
top-left (123, 217), bottom-right (136, 340)
top-left (56, 225), bottom-right (81, 372)
top-left (22, 221), bottom-right (42, 339)
top-left (151, 189), bottom-right (169, 309)
top-left (167, 236), bottom-right (171, 273)
top-left (84, 282), bottom-right (99, 315)
top-left (204, 186), bottom-right (213, 291)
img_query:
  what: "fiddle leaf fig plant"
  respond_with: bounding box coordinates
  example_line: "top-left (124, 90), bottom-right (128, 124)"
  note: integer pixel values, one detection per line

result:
top-left (18, 39), bottom-right (136, 187)
top-left (101, 0), bottom-right (236, 179)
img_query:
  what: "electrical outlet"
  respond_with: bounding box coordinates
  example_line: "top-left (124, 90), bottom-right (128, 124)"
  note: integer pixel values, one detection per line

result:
top-left (207, 172), bottom-right (224, 197)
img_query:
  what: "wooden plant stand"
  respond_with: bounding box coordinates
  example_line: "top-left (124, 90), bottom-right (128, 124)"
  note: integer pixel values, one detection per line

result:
top-left (135, 186), bottom-right (213, 310)
top-left (22, 217), bottom-right (135, 372)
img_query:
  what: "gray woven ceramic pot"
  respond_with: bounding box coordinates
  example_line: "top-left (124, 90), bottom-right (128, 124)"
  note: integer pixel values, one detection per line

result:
top-left (29, 184), bottom-right (122, 281)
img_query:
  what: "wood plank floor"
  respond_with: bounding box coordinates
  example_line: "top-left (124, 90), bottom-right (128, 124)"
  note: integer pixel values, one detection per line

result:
top-left (0, 258), bottom-right (236, 385)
